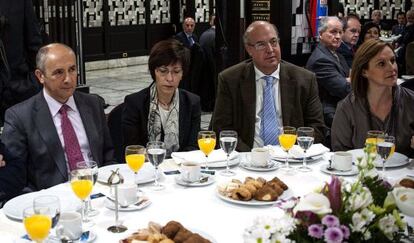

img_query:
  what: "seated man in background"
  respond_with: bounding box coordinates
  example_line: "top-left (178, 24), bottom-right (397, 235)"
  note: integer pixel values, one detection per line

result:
top-left (0, 139), bottom-right (25, 205)
top-left (175, 17), bottom-right (198, 49)
top-left (337, 14), bottom-right (361, 68)
top-left (371, 9), bottom-right (390, 31)
top-left (1, 43), bottom-right (115, 192)
top-left (392, 12), bottom-right (406, 36)
top-left (212, 21), bottom-right (325, 152)
top-left (306, 16), bottom-right (350, 128)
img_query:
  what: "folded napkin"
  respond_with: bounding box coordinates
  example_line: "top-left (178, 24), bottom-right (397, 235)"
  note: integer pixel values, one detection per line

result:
top-left (269, 143), bottom-right (330, 159)
top-left (171, 149), bottom-right (239, 164)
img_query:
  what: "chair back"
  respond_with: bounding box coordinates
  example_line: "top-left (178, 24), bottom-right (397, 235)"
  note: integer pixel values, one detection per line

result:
top-left (107, 103), bottom-right (125, 163)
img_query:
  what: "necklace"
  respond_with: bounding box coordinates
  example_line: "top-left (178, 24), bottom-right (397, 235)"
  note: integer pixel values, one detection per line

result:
top-left (158, 99), bottom-right (172, 108)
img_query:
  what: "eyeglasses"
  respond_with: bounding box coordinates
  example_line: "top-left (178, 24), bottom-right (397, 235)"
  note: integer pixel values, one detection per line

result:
top-left (156, 67), bottom-right (183, 77)
top-left (247, 38), bottom-right (279, 50)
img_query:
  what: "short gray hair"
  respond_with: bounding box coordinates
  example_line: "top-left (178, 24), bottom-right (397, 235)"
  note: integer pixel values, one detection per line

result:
top-left (243, 21), bottom-right (279, 45)
top-left (318, 16), bottom-right (342, 33)
top-left (36, 43), bottom-right (74, 72)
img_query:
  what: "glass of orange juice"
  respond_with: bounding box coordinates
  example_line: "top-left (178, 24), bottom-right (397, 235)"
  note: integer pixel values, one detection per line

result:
top-left (278, 126), bottom-right (297, 172)
top-left (198, 131), bottom-right (216, 171)
top-left (70, 162), bottom-right (94, 226)
top-left (125, 145), bottom-right (146, 186)
top-left (365, 130), bottom-right (384, 155)
top-left (23, 206), bottom-right (52, 243)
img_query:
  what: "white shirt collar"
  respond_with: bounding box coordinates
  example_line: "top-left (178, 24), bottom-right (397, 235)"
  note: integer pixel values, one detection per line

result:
top-left (254, 64), bottom-right (280, 83)
top-left (43, 89), bottom-right (77, 117)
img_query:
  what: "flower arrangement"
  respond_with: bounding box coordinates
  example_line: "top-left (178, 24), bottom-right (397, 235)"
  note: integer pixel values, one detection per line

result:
top-left (244, 147), bottom-right (411, 243)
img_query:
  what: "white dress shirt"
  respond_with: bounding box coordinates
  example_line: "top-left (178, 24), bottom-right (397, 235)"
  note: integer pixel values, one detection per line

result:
top-left (253, 64), bottom-right (283, 148)
top-left (43, 89), bottom-right (93, 167)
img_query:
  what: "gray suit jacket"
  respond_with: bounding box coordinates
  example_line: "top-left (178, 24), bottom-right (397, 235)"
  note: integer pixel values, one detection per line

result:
top-left (1, 91), bottom-right (115, 191)
top-left (306, 43), bottom-right (351, 126)
top-left (212, 59), bottom-right (325, 152)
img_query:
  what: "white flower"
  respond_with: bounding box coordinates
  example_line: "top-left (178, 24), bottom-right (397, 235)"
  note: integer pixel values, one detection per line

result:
top-left (350, 208), bottom-right (374, 233)
top-left (363, 229), bottom-right (372, 240)
top-left (348, 187), bottom-right (373, 211)
top-left (244, 214), bottom-right (297, 243)
top-left (379, 214), bottom-right (399, 240)
top-left (293, 192), bottom-right (332, 215)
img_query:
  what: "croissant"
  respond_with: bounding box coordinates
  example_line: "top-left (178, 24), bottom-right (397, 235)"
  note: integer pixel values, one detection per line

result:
top-left (231, 187), bottom-right (252, 201)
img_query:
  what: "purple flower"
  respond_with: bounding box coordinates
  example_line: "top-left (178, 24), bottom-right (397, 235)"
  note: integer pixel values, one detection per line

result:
top-left (324, 227), bottom-right (344, 243)
top-left (380, 179), bottom-right (392, 190)
top-left (322, 215), bottom-right (340, 227)
top-left (340, 225), bottom-right (350, 239)
top-left (326, 176), bottom-right (342, 214)
top-left (308, 224), bottom-right (324, 239)
top-left (294, 211), bottom-right (319, 227)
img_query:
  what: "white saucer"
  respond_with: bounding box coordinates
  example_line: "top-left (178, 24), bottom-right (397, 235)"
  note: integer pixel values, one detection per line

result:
top-left (22, 230), bottom-right (96, 243)
top-left (104, 198), bottom-right (151, 211)
top-left (320, 164), bottom-right (358, 176)
top-left (240, 161), bottom-right (279, 172)
top-left (175, 174), bottom-right (215, 187)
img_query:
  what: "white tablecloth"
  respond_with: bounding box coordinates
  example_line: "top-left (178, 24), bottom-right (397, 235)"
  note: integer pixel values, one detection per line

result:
top-left (1, 153), bottom-right (413, 242)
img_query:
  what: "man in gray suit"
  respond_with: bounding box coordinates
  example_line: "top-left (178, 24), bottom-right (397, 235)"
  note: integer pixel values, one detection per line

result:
top-left (306, 16), bottom-right (350, 128)
top-left (212, 21), bottom-right (325, 152)
top-left (1, 43), bottom-right (115, 192)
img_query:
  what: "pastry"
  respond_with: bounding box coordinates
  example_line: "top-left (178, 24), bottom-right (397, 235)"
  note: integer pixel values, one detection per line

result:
top-left (266, 181), bottom-right (284, 195)
top-left (269, 177), bottom-right (288, 190)
top-left (148, 233), bottom-right (168, 243)
top-left (231, 187), bottom-right (252, 201)
top-left (173, 228), bottom-right (193, 243)
top-left (161, 221), bottom-right (183, 239)
top-left (183, 233), bottom-right (211, 243)
top-left (254, 185), bottom-right (280, 201)
top-left (400, 178), bottom-right (414, 189)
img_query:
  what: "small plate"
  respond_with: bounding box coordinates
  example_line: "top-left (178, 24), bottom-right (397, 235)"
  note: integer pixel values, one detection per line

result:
top-left (320, 164), bottom-right (358, 176)
top-left (97, 163), bottom-right (156, 185)
top-left (348, 149), bottom-right (409, 168)
top-left (175, 173), bottom-right (215, 187)
top-left (203, 158), bottom-right (240, 168)
top-left (104, 198), bottom-right (151, 211)
top-left (240, 161), bottom-right (280, 172)
top-left (23, 230), bottom-right (96, 243)
top-left (216, 188), bottom-right (293, 206)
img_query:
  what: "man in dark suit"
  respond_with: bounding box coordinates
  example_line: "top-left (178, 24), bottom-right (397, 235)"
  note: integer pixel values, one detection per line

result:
top-left (392, 12), bottom-right (406, 36)
top-left (306, 16), bottom-right (350, 128)
top-left (0, 0), bottom-right (42, 125)
top-left (337, 14), bottom-right (361, 68)
top-left (174, 17), bottom-right (198, 49)
top-left (0, 139), bottom-right (26, 205)
top-left (212, 21), bottom-right (325, 152)
top-left (1, 43), bottom-right (115, 192)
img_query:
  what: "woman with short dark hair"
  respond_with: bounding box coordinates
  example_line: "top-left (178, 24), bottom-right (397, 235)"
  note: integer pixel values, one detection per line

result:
top-left (122, 39), bottom-right (201, 157)
top-left (356, 22), bottom-right (380, 48)
top-left (331, 39), bottom-right (414, 156)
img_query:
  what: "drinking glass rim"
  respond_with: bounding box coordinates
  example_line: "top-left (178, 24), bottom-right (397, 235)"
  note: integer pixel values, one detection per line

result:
top-left (219, 130), bottom-right (237, 136)
top-left (146, 141), bottom-right (166, 147)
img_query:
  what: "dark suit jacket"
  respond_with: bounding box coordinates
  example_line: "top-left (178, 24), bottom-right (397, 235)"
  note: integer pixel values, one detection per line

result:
top-left (211, 59), bottom-right (325, 152)
top-left (306, 43), bottom-right (351, 127)
top-left (0, 139), bottom-right (26, 203)
top-left (337, 42), bottom-right (354, 69)
top-left (174, 31), bottom-right (198, 49)
top-left (1, 91), bottom-right (116, 191)
top-left (392, 24), bottom-right (405, 36)
top-left (122, 85), bottom-right (201, 153)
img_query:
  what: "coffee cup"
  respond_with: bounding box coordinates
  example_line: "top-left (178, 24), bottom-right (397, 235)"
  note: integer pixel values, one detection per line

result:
top-left (251, 147), bottom-right (270, 167)
top-left (117, 183), bottom-right (138, 206)
top-left (180, 162), bottom-right (201, 182)
top-left (332, 152), bottom-right (353, 171)
top-left (57, 212), bottom-right (82, 240)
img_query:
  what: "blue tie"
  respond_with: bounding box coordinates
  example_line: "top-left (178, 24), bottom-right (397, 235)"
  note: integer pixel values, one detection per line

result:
top-left (188, 36), bottom-right (194, 46)
top-left (261, 76), bottom-right (280, 145)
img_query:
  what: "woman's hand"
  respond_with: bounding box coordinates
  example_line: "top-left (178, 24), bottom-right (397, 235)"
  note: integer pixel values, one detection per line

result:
top-left (0, 154), bottom-right (5, 167)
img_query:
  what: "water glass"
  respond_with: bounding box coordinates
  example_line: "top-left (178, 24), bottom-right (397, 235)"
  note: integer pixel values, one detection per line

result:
top-left (146, 141), bottom-right (166, 190)
top-left (297, 127), bottom-right (314, 172)
top-left (219, 130), bottom-right (238, 176)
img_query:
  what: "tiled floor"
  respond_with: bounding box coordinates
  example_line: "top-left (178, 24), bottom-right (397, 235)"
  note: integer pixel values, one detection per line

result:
top-left (86, 65), bottom-right (212, 130)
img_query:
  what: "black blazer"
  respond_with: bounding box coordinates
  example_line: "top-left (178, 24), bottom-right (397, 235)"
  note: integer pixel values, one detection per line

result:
top-left (1, 91), bottom-right (116, 191)
top-left (122, 86), bottom-right (201, 154)
top-left (174, 31), bottom-right (199, 49)
top-left (0, 139), bottom-right (26, 202)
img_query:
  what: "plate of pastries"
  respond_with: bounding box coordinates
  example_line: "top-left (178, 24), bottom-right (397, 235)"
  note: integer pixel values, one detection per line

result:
top-left (217, 176), bottom-right (292, 206)
top-left (120, 220), bottom-right (215, 243)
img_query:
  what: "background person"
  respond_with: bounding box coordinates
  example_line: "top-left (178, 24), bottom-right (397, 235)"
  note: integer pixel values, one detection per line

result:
top-left (392, 12), bottom-right (406, 36)
top-left (356, 22), bottom-right (380, 48)
top-left (337, 14), bottom-right (361, 68)
top-left (122, 39), bottom-right (201, 158)
top-left (174, 17), bottom-right (198, 49)
top-left (0, 0), bottom-right (43, 125)
top-left (331, 39), bottom-right (414, 156)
